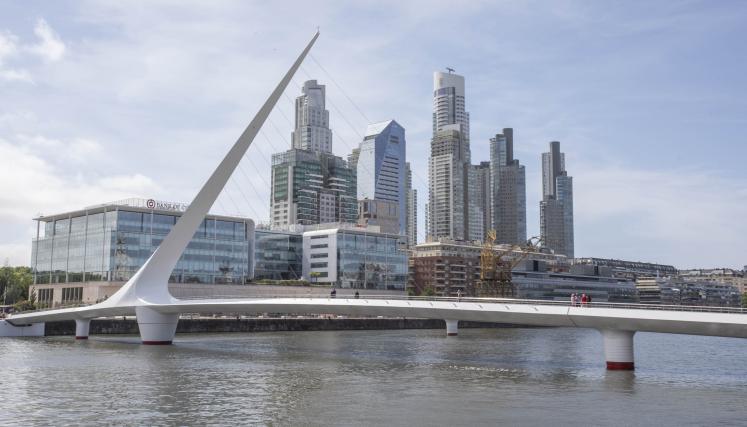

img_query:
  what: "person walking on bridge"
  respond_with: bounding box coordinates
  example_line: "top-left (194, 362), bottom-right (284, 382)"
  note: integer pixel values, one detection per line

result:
top-left (330, 289), bottom-right (337, 299)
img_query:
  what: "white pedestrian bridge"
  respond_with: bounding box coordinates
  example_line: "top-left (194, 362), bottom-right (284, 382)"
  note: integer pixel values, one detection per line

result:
top-left (2, 31), bottom-right (746, 371)
top-left (3, 295), bottom-right (746, 370)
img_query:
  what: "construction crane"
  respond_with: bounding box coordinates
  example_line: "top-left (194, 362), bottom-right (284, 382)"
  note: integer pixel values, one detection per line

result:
top-left (475, 231), bottom-right (543, 298)
top-left (446, 67), bottom-right (455, 73)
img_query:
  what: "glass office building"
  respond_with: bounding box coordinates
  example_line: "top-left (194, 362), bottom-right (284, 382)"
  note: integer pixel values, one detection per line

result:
top-left (302, 224), bottom-right (408, 291)
top-left (253, 229), bottom-right (303, 280)
top-left (336, 230), bottom-right (408, 290)
top-left (270, 148), bottom-right (357, 227)
top-left (30, 199), bottom-right (254, 306)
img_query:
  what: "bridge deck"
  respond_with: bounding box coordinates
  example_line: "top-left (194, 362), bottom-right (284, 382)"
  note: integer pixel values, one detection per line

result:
top-left (6, 296), bottom-right (747, 339)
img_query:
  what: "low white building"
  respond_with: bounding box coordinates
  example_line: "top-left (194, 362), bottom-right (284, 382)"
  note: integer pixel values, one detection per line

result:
top-left (301, 223), bottom-right (407, 292)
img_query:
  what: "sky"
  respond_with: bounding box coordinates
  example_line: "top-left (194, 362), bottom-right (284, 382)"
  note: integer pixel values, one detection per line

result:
top-left (0, 0), bottom-right (745, 269)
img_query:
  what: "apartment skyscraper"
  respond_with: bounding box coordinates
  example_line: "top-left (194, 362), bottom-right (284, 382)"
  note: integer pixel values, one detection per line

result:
top-left (433, 71), bottom-right (470, 146)
top-left (428, 70), bottom-right (477, 241)
top-left (270, 80), bottom-right (357, 228)
top-left (490, 128), bottom-right (527, 245)
top-left (473, 161), bottom-right (492, 241)
top-left (405, 162), bottom-right (418, 247)
top-left (540, 141), bottom-right (574, 258)
top-left (428, 125), bottom-right (469, 240)
top-left (292, 80), bottom-right (333, 153)
top-left (355, 120), bottom-right (407, 235)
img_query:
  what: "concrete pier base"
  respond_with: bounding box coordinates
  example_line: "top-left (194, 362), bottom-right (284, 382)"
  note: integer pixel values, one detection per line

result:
top-left (445, 319), bottom-right (459, 336)
top-left (0, 320), bottom-right (45, 337)
top-left (601, 329), bottom-right (635, 370)
top-left (136, 306), bottom-right (178, 345)
top-left (75, 319), bottom-right (90, 340)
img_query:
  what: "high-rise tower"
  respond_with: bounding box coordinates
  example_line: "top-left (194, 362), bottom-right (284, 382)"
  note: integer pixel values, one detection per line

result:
top-left (355, 120), bottom-right (407, 235)
top-left (292, 80), bottom-right (333, 153)
top-left (270, 80), bottom-right (357, 228)
top-left (405, 162), bottom-right (418, 247)
top-left (433, 71), bottom-right (470, 147)
top-left (428, 70), bottom-right (476, 241)
top-left (490, 128), bottom-right (527, 245)
top-left (540, 141), bottom-right (574, 258)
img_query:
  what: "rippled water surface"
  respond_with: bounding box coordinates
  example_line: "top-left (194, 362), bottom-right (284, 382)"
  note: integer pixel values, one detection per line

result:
top-left (1, 328), bottom-right (746, 426)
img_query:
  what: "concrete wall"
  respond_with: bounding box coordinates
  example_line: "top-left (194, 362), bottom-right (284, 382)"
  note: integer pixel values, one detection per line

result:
top-left (43, 318), bottom-right (522, 336)
top-left (0, 320), bottom-right (45, 337)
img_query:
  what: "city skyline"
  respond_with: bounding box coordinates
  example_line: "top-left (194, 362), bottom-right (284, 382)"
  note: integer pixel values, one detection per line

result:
top-left (1, 2), bottom-right (746, 268)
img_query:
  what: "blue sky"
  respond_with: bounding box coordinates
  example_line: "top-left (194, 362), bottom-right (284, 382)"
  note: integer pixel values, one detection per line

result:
top-left (0, 1), bottom-right (745, 269)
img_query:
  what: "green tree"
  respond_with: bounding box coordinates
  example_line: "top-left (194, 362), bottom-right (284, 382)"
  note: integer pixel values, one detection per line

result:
top-left (742, 292), bottom-right (747, 309)
top-left (422, 286), bottom-right (436, 297)
top-left (1, 266), bottom-right (33, 306)
top-left (13, 299), bottom-right (36, 312)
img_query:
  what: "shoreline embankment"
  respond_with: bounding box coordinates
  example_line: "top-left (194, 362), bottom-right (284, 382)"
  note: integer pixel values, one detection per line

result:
top-left (43, 317), bottom-right (528, 336)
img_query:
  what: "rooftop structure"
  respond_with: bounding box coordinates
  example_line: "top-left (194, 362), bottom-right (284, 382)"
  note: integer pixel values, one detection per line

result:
top-left (574, 257), bottom-right (678, 280)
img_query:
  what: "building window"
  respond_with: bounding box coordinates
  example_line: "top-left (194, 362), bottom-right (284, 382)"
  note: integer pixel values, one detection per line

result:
top-left (310, 234), bottom-right (328, 240)
top-left (37, 288), bottom-right (53, 308)
top-left (310, 253), bottom-right (328, 259)
top-left (61, 287), bottom-right (83, 304)
top-left (311, 262), bottom-right (328, 269)
top-left (310, 244), bottom-right (328, 249)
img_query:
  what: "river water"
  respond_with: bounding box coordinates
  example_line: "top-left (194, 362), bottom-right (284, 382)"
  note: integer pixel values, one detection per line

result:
top-left (1, 328), bottom-right (746, 426)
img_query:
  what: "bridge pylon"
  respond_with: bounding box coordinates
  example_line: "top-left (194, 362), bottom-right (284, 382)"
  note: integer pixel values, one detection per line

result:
top-left (600, 329), bottom-right (635, 370)
top-left (75, 30), bottom-right (321, 345)
top-left (75, 319), bottom-right (90, 340)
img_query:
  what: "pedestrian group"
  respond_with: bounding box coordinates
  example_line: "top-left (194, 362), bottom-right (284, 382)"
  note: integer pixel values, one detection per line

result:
top-left (570, 293), bottom-right (591, 306)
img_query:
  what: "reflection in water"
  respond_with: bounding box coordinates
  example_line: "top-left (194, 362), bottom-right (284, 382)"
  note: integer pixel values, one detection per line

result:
top-left (603, 370), bottom-right (637, 394)
top-left (1, 328), bottom-right (746, 426)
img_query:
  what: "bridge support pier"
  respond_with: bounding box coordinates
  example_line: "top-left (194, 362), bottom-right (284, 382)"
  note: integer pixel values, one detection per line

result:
top-left (445, 319), bottom-right (459, 336)
top-left (136, 306), bottom-right (178, 345)
top-left (75, 319), bottom-right (90, 340)
top-left (601, 329), bottom-right (635, 370)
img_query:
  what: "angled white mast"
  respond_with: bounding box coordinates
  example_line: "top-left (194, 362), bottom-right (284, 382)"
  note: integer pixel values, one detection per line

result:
top-left (106, 31), bottom-right (320, 306)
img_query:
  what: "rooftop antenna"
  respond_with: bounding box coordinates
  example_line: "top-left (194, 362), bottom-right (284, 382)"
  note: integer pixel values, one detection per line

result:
top-left (446, 67), bottom-right (455, 73)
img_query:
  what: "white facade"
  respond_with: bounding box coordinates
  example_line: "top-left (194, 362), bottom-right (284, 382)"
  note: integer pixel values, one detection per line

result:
top-left (303, 229), bottom-right (339, 284)
top-left (301, 224), bottom-right (408, 290)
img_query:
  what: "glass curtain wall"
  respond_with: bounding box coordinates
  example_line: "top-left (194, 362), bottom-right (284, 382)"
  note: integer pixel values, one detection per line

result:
top-left (32, 209), bottom-right (252, 285)
top-left (337, 232), bottom-right (407, 291)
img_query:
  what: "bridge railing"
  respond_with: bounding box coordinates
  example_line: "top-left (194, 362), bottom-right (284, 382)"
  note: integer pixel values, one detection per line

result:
top-left (174, 294), bottom-right (747, 315)
top-left (10, 294), bottom-right (745, 317)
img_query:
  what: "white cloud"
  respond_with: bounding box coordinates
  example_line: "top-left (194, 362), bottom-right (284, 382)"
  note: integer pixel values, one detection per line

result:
top-left (14, 134), bottom-right (103, 164)
top-left (0, 69), bottom-right (33, 83)
top-left (575, 164), bottom-right (747, 268)
top-left (0, 29), bottom-right (34, 83)
top-left (0, 139), bottom-right (159, 265)
top-left (0, 30), bottom-right (18, 62)
top-left (28, 18), bottom-right (66, 62)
